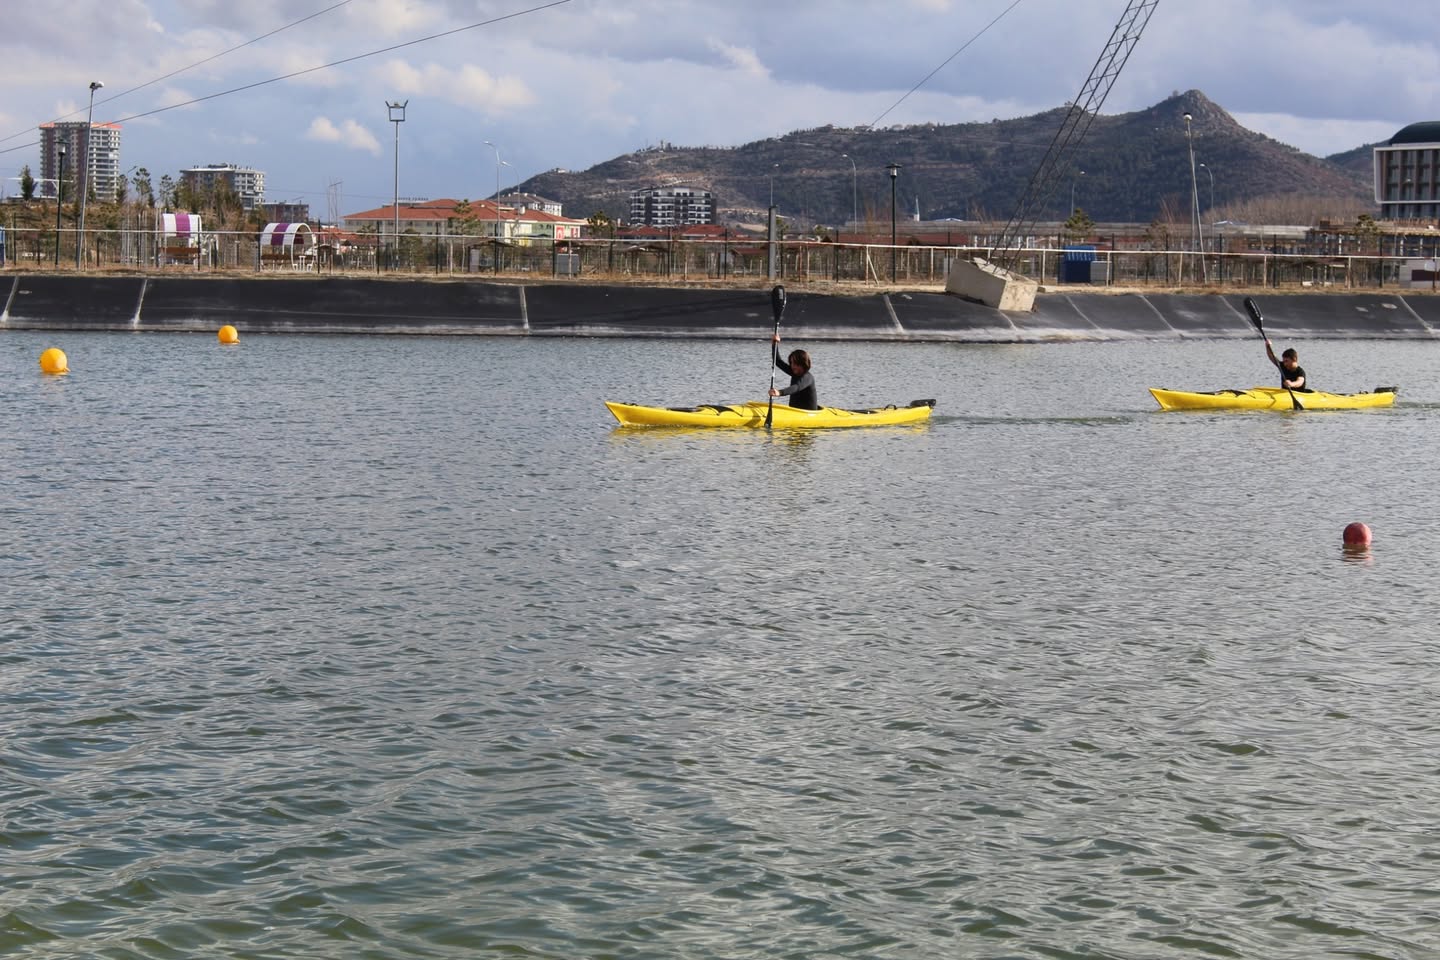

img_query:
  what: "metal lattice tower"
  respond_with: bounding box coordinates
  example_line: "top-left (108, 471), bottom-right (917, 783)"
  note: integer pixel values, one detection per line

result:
top-left (992, 0), bottom-right (1159, 271)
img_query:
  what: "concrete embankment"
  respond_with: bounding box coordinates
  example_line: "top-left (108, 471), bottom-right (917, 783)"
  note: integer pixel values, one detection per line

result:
top-left (3, 274), bottom-right (1439, 341)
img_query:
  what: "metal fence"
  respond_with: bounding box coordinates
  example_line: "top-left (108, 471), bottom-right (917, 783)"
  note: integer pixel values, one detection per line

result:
top-left (0, 225), bottom-right (1421, 290)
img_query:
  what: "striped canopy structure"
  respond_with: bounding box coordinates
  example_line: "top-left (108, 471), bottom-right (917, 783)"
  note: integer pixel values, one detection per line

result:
top-left (160, 212), bottom-right (203, 246)
top-left (260, 222), bottom-right (313, 251)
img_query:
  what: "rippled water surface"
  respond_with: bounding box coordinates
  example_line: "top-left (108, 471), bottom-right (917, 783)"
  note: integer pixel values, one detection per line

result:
top-left (4, 328), bottom-right (1440, 959)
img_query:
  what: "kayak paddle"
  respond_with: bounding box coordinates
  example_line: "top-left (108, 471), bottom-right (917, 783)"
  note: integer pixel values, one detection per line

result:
top-left (1242, 296), bottom-right (1302, 411)
top-left (765, 284), bottom-right (788, 429)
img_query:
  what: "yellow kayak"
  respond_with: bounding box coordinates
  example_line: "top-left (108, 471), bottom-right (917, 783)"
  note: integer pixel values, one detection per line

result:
top-left (605, 399), bottom-right (936, 428)
top-left (1149, 386), bottom-right (1397, 411)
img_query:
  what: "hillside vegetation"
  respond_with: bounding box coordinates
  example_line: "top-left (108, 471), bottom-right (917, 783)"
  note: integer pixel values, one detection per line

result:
top-left (519, 90), bottom-right (1379, 230)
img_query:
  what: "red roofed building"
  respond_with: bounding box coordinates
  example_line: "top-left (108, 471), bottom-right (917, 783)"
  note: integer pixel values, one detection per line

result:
top-left (342, 198), bottom-right (584, 244)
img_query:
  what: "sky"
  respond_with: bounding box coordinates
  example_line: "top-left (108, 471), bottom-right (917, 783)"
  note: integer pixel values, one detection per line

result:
top-left (0, 0), bottom-right (1431, 219)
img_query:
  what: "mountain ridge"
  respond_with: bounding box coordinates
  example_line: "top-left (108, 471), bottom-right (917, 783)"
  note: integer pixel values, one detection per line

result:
top-left (517, 90), bottom-right (1381, 228)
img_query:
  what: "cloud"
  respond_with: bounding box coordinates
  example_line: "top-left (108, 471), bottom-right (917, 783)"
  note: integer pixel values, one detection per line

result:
top-left (346, 0), bottom-right (445, 36)
top-left (155, 86), bottom-right (201, 111)
top-left (1234, 113), bottom-right (1404, 157)
top-left (375, 59), bottom-right (536, 111)
top-left (12, 0), bottom-right (1440, 211)
top-left (306, 117), bottom-right (381, 154)
top-left (706, 39), bottom-right (769, 80)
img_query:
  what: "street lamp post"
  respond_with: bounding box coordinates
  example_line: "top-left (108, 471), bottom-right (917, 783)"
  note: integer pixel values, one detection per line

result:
top-left (1199, 162), bottom-right (1215, 212)
top-left (1070, 169), bottom-right (1085, 215)
top-left (55, 141), bottom-right (67, 267)
top-left (886, 162), bottom-right (901, 283)
top-left (387, 100), bottom-right (407, 270)
top-left (484, 140), bottom-right (504, 270)
top-left (76, 80), bottom-right (103, 268)
top-left (484, 140), bottom-right (502, 206)
top-left (767, 163), bottom-right (781, 281)
top-left (841, 153), bottom-right (857, 228)
top-left (1184, 112), bottom-right (1204, 275)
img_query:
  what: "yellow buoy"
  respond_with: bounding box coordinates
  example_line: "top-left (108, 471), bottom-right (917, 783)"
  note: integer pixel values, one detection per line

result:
top-left (39, 347), bottom-right (69, 375)
top-left (218, 325), bottom-right (239, 345)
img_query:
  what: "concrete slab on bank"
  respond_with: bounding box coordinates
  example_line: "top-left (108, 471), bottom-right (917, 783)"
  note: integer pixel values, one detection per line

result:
top-left (3, 274), bottom-right (1440, 341)
top-left (526, 285), bottom-right (760, 336)
top-left (1239, 293), bottom-right (1435, 338)
top-left (2, 275), bottom-right (146, 328)
top-left (138, 278), bottom-right (524, 334)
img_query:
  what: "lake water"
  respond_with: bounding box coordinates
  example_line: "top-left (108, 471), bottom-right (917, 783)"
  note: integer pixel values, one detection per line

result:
top-left (3, 328), bottom-right (1439, 960)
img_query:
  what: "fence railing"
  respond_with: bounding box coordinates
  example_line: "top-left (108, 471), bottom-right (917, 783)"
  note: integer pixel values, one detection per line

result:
top-left (0, 226), bottom-right (1423, 290)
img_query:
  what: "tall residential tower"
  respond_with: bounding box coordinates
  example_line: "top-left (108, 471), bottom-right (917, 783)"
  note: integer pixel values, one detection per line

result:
top-left (40, 122), bottom-right (122, 202)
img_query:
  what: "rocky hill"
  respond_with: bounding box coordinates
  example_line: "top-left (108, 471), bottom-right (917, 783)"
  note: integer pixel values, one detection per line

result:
top-left (518, 90), bottom-right (1378, 229)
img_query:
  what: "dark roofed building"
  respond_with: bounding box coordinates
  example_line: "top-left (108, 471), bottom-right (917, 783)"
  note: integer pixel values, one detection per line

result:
top-left (1375, 122), bottom-right (1440, 220)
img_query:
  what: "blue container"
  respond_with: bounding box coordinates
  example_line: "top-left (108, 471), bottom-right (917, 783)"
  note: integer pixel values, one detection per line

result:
top-left (1060, 244), bottom-right (1095, 283)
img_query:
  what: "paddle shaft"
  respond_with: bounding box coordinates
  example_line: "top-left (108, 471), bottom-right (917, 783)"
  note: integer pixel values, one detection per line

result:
top-left (1243, 297), bottom-right (1302, 410)
top-left (765, 285), bottom-right (787, 428)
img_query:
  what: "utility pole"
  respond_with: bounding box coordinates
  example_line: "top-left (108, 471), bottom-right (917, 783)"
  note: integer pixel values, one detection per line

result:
top-left (887, 163), bottom-right (901, 283)
top-left (387, 100), bottom-right (407, 270)
top-left (1184, 112), bottom-right (1204, 281)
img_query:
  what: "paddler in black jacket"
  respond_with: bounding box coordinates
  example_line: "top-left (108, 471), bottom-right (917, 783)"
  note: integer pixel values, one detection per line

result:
top-left (769, 334), bottom-right (818, 410)
top-left (1265, 339), bottom-right (1309, 391)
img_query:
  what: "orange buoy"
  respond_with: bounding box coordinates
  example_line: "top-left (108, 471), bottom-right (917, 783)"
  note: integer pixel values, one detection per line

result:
top-left (218, 325), bottom-right (239, 345)
top-left (39, 347), bottom-right (69, 375)
top-left (1342, 522), bottom-right (1372, 548)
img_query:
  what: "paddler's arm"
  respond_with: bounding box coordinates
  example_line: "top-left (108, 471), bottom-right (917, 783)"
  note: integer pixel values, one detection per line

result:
top-left (773, 334), bottom-right (792, 375)
top-left (1264, 338), bottom-right (1280, 368)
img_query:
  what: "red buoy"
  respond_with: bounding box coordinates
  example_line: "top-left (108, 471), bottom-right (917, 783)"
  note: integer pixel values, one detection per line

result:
top-left (1343, 522), bottom-right (1372, 548)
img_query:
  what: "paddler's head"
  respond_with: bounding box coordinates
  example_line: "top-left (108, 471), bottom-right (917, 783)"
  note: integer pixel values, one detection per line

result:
top-left (788, 349), bottom-right (811, 373)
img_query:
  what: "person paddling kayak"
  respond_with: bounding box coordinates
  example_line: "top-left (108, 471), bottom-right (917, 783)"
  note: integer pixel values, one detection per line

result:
top-left (1265, 339), bottom-right (1309, 391)
top-left (769, 334), bottom-right (818, 410)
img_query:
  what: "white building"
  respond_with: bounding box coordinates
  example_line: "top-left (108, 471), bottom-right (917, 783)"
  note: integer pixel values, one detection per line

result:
top-left (181, 163), bottom-right (267, 211)
top-left (40, 121), bottom-right (122, 202)
top-left (629, 187), bottom-right (715, 226)
top-left (498, 192), bottom-right (563, 216)
top-left (1374, 122), bottom-right (1440, 221)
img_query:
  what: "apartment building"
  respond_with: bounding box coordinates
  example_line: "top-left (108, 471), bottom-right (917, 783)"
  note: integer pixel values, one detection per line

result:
top-left (1375, 122), bottom-right (1440, 220)
top-left (628, 186), bottom-right (716, 226)
top-left (181, 163), bottom-right (267, 211)
top-left (39, 121), bottom-right (122, 202)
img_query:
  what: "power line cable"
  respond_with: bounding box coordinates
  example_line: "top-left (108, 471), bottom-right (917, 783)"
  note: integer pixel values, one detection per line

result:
top-left (865, 0), bottom-right (1025, 130)
top-left (0, 0), bottom-right (573, 158)
top-left (0, 0), bottom-right (354, 149)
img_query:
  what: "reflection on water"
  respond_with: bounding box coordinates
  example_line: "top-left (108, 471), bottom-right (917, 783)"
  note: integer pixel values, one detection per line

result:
top-left (1341, 544), bottom-right (1374, 565)
top-left (3, 331), bottom-right (1440, 959)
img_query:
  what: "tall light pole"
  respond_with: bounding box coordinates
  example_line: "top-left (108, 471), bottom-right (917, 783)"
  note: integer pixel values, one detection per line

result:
top-left (387, 100), bottom-right (407, 269)
top-left (1199, 161), bottom-right (1215, 212)
top-left (841, 153), bottom-right (857, 227)
top-left (55, 140), bottom-right (67, 267)
top-left (484, 140), bottom-right (502, 205)
top-left (886, 162), bottom-right (901, 283)
top-left (769, 163), bottom-right (779, 210)
top-left (484, 140), bottom-right (503, 259)
top-left (1070, 169), bottom-right (1085, 215)
top-left (1184, 112), bottom-right (1203, 274)
top-left (76, 80), bottom-right (103, 268)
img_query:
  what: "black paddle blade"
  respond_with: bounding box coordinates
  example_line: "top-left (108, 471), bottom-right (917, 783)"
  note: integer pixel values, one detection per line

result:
top-left (1242, 296), bottom-right (1265, 335)
top-left (771, 284), bottom-right (787, 321)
